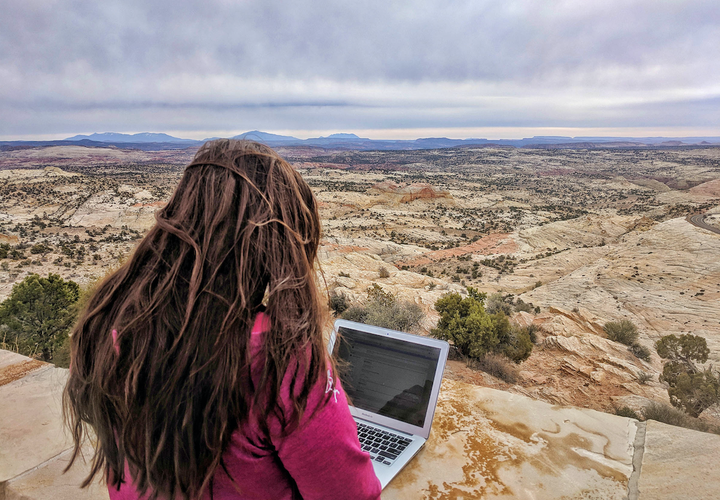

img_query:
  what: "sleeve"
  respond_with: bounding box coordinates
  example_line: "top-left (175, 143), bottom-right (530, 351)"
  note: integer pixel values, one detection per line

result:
top-left (270, 364), bottom-right (382, 500)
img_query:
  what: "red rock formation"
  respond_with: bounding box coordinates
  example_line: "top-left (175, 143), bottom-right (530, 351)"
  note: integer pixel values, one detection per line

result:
top-left (368, 182), bottom-right (452, 203)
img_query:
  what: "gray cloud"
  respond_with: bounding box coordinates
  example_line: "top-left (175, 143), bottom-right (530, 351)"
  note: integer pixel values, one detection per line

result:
top-left (1, 0), bottom-right (719, 137)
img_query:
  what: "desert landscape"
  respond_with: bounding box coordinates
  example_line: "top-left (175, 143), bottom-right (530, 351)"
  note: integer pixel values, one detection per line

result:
top-left (1, 143), bottom-right (719, 421)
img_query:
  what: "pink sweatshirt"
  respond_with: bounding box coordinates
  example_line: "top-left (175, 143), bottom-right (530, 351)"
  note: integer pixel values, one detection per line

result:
top-left (108, 313), bottom-right (381, 499)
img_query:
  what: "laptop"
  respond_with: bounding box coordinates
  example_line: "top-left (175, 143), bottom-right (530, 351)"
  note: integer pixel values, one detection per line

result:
top-left (328, 319), bottom-right (449, 489)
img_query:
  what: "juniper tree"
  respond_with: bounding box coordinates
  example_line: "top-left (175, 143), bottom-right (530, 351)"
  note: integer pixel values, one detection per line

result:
top-left (0, 273), bottom-right (80, 362)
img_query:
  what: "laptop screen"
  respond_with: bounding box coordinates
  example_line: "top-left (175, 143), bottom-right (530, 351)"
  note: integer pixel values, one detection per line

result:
top-left (336, 326), bottom-right (441, 428)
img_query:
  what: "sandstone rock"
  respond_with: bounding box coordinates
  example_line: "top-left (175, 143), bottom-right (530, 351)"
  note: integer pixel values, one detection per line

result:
top-left (521, 217), bottom-right (720, 364)
top-left (384, 379), bottom-right (637, 500)
top-left (367, 181), bottom-right (452, 204)
top-left (637, 420), bottom-right (720, 500)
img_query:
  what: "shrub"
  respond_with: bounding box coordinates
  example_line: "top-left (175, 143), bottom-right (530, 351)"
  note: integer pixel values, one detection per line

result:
top-left (656, 334), bottom-right (709, 366)
top-left (378, 266), bottom-right (390, 278)
top-left (656, 334), bottom-right (719, 417)
top-left (52, 334), bottom-right (71, 369)
top-left (526, 324), bottom-right (539, 344)
top-left (636, 371), bottom-right (653, 384)
top-left (485, 293), bottom-right (512, 315)
top-left (340, 284), bottom-right (424, 332)
top-left (615, 406), bottom-right (640, 419)
top-left (642, 402), bottom-right (720, 435)
top-left (502, 326), bottom-right (534, 363)
top-left (365, 301), bottom-right (424, 332)
top-left (329, 293), bottom-right (349, 315)
top-left (341, 306), bottom-right (369, 324)
top-left (431, 287), bottom-right (532, 363)
top-left (474, 354), bottom-right (519, 384)
top-left (30, 243), bottom-right (49, 255)
top-left (630, 343), bottom-right (651, 362)
top-left (0, 273), bottom-right (80, 362)
top-left (513, 298), bottom-right (534, 313)
top-left (340, 305), bottom-right (367, 323)
top-left (667, 369), bottom-right (720, 418)
top-left (604, 319), bottom-right (638, 346)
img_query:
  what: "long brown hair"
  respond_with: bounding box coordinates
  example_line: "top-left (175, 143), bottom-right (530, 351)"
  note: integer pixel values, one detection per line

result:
top-left (64, 139), bottom-right (327, 499)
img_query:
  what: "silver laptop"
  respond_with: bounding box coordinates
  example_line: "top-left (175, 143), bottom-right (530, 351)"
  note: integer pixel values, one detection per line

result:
top-left (329, 319), bottom-right (449, 489)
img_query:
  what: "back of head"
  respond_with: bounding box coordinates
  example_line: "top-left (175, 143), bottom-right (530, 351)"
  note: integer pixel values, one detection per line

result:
top-left (64, 139), bottom-right (325, 499)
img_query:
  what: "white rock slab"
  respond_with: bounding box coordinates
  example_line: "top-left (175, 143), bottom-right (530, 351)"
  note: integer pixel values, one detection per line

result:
top-left (0, 361), bottom-right (71, 483)
top-left (4, 449), bottom-right (105, 500)
top-left (384, 379), bottom-right (637, 499)
top-left (0, 350), bottom-right (30, 371)
top-left (638, 420), bottom-right (720, 500)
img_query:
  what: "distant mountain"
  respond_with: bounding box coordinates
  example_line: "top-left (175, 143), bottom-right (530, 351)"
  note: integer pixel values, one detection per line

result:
top-left (319, 133), bottom-right (366, 140)
top-left (4, 131), bottom-right (715, 153)
top-left (64, 132), bottom-right (195, 143)
top-left (231, 131), bottom-right (300, 143)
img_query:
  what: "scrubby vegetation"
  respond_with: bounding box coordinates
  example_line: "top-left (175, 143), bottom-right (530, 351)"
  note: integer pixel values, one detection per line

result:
top-left (329, 293), bottom-right (349, 315)
top-left (471, 353), bottom-right (519, 384)
top-left (636, 371), bottom-right (653, 384)
top-left (0, 273), bottom-right (79, 365)
top-left (485, 292), bottom-right (539, 315)
top-left (340, 284), bottom-right (424, 332)
top-left (656, 334), bottom-right (720, 418)
top-left (629, 343), bottom-right (652, 362)
top-left (431, 287), bottom-right (533, 365)
top-left (615, 406), bottom-right (640, 419)
top-left (604, 319), bottom-right (638, 345)
top-left (604, 319), bottom-right (651, 362)
top-left (642, 402), bottom-right (720, 435)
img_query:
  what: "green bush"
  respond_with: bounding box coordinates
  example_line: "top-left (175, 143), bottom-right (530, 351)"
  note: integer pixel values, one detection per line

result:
top-left (30, 243), bottom-right (49, 255)
top-left (512, 298), bottom-right (534, 313)
top-left (431, 287), bottom-right (532, 363)
top-left (52, 334), bottom-right (71, 369)
top-left (502, 326), bottom-right (533, 363)
top-left (0, 273), bottom-right (80, 362)
top-left (667, 370), bottom-right (720, 418)
top-left (604, 319), bottom-right (638, 345)
top-left (526, 324), bottom-right (540, 344)
top-left (656, 333), bottom-right (709, 365)
top-left (656, 334), bottom-right (719, 417)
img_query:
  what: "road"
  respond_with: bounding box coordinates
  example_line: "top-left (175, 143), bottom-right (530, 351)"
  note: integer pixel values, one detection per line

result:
top-left (687, 213), bottom-right (720, 235)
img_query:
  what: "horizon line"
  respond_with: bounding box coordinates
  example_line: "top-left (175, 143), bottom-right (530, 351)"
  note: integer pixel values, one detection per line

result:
top-left (3, 126), bottom-right (720, 143)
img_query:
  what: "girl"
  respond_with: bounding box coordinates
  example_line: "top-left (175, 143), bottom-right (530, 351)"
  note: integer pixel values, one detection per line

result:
top-left (63, 140), bottom-right (381, 499)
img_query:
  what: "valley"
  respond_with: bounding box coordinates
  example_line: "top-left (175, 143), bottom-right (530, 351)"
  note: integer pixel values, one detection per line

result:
top-left (1, 144), bottom-right (719, 421)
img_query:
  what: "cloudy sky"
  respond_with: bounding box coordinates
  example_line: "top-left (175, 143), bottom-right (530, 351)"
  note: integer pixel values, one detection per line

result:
top-left (2, 0), bottom-right (719, 140)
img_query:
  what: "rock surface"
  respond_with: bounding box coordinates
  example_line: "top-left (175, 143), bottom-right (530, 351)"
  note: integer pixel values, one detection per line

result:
top-left (2, 350), bottom-right (718, 500)
top-left (384, 379), bottom-right (637, 500)
top-left (637, 420), bottom-right (720, 500)
top-left (367, 181), bottom-right (452, 204)
top-left (0, 353), bottom-right (70, 484)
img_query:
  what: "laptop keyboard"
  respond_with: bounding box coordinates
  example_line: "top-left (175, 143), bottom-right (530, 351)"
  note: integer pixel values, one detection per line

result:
top-left (356, 421), bottom-right (412, 466)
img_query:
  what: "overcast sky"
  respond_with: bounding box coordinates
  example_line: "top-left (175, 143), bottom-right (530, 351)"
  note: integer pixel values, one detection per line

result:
top-left (2, 0), bottom-right (719, 140)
